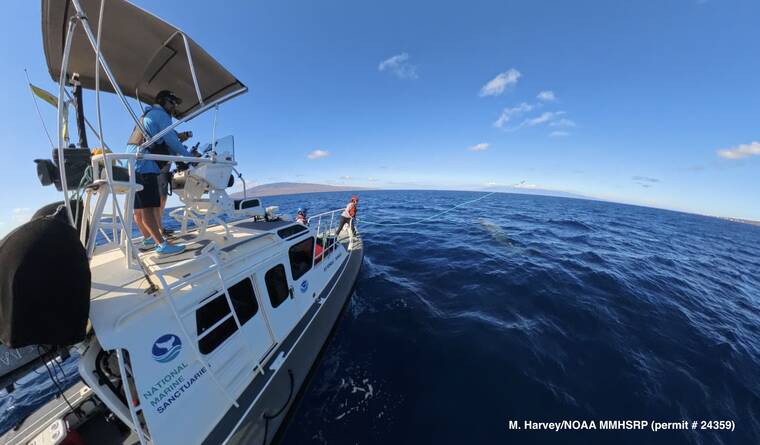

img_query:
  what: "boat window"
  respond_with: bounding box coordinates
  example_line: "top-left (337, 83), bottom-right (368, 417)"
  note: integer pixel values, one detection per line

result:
top-left (265, 264), bottom-right (290, 308)
top-left (228, 278), bottom-right (258, 325)
top-left (196, 295), bottom-right (238, 354)
top-left (289, 237), bottom-right (314, 280)
top-left (277, 224), bottom-right (308, 239)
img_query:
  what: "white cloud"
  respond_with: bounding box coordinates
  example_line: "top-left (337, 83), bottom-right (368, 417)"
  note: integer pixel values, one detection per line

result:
top-left (11, 208), bottom-right (32, 224)
top-left (339, 175), bottom-right (353, 180)
top-left (468, 142), bottom-right (490, 152)
top-left (717, 141), bottom-right (760, 160)
top-left (378, 53), bottom-right (418, 79)
top-left (550, 118), bottom-right (576, 128)
top-left (513, 182), bottom-right (538, 189)
top-left (549, 131), bottom-right (569, 138)
top-left (307, 149), bottom-right (330, 160)
top-left (479, 68), bottom-right (521, 97)
top-left (524, 111), bottom-right (565, 127)
top-left (537, 90), bottom-right (556, 102)
top-left (494, 102), bottom-right (535, 128)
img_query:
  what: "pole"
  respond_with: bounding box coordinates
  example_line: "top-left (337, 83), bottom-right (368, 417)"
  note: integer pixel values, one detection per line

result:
top-left (71, 73), bottom-right (88, 148)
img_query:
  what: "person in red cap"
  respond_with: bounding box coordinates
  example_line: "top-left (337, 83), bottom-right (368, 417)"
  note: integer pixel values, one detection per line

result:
top-left (336, 195), bottom-right (358, 237)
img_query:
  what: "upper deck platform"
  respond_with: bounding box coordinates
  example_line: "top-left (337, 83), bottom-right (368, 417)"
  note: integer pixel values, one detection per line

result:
top-left (87, 218), bottom-right (307, 343)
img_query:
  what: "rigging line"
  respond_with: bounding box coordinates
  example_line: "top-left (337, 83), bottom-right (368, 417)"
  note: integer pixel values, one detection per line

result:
top-left (358, 191), bottom-right (497, 227)
top-left (24, 69), bottom-right (55, 150)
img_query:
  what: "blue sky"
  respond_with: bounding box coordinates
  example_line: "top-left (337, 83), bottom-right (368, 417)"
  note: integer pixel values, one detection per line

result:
top-left (0, 0), bottom-right (758, 235)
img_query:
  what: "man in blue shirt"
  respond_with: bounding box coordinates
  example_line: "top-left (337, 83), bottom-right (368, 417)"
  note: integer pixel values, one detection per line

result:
top-left (126, 90), bottom-right (191, 255)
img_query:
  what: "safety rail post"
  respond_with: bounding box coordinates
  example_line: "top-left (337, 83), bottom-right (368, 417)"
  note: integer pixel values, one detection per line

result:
top-left (116, 348), bottom-right (150, 445)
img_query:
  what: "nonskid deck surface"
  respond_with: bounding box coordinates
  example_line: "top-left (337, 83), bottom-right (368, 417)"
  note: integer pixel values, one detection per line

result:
top-left (89, 218), bottom-right (299, 300)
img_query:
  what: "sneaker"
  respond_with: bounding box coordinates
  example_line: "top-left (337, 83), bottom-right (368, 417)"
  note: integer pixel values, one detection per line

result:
top-left (138, 237), bottom-right (156, 251)
top-left (155, 242), bottom-right (185, 256)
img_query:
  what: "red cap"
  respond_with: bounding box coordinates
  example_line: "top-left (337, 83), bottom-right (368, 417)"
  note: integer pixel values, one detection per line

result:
top-left (351, 195), bottom-right (359, 202)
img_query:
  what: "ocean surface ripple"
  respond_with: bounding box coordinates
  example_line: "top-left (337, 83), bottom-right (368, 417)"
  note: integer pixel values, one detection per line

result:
top-left (279, 190), bottom-right (760, 445)
top-left (2, 190), bottom-right (759, 445)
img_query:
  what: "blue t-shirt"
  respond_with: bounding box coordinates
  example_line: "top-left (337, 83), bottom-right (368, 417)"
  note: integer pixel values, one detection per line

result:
top-left (126, 105), bottom-right (191, 174)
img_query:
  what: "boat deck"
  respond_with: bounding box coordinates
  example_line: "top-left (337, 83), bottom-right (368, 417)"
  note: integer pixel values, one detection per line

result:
top-left (90, 218), bottom-right (296, 300)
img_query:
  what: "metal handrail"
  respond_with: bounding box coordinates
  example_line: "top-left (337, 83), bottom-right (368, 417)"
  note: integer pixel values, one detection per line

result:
top-left (116, 348), bottom-right (150, 444)
top-left (96, 152), bottom-right (237, 166)
top-left (307, 208), bottom-right (354, 264)
top-left (307, 208), bottom-right (344, 221)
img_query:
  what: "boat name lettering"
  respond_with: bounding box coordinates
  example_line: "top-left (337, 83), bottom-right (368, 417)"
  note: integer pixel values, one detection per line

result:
top-left (143, 362), bottom-right (188, 400)
top-left (155, 365), bottom-right (208, 415)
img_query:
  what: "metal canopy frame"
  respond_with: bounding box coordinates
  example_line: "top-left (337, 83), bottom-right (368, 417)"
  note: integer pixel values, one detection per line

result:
top-left (55, 0), bottom-right (246, 234)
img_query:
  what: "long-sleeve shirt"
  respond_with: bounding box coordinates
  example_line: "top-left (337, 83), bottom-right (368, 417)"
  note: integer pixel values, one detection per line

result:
top-left (126, 105), bottom-right (191, 174)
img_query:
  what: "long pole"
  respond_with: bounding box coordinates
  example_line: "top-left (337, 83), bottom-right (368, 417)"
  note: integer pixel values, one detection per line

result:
top-left (57, 17), bottom-right (77, 226)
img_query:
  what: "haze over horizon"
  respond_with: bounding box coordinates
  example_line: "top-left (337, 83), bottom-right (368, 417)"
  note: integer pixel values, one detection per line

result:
top-left (0, 0), bottom-right (758, 237)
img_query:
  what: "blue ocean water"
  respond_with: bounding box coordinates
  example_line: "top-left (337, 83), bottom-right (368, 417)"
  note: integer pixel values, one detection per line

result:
top-left (2, 190), bottom-right (759, 445)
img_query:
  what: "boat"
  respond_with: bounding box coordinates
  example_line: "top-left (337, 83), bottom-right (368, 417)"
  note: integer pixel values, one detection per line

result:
top-left (0, 1), bottom-right (363, 444)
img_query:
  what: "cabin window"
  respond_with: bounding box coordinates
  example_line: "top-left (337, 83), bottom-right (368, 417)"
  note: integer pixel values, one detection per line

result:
top-left (289, 237), bottom-right (314, 280)
top-left (196, 294), bottom-right (237, 354)
top-left (277, 224), bottom-right (308, 239)
top-left (195, 279), bottom-right (259, 354)
top-left (265, 264), bottom-right (290, 308)
top-left (228, 278), bottom-right (258, 325)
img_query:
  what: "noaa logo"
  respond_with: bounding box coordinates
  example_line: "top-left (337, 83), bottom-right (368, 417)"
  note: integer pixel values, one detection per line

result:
top-left (300, 280), bottom-right (309, 293)
top-left (152, 334), bottom-right (182, 363)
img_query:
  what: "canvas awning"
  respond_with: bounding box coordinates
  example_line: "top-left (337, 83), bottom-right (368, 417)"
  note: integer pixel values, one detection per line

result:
top-left (41, 0), bottom-right (246, 118)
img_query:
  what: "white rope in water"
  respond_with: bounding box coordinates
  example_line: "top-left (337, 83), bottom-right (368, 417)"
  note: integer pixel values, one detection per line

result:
top-left (358, 191), bottom-right (497, 227)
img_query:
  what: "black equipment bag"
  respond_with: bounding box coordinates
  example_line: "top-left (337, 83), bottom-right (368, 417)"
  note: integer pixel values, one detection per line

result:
top-left (34, 149), bottom-right (92, 191)
top-left (127, 118), bottom-right (171, 169)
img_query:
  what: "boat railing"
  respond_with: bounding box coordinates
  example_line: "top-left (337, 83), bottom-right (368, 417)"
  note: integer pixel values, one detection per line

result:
top-left (308, 208), bottom-right (356, 263)
top-left (82, 153), bottom-right (236, 269)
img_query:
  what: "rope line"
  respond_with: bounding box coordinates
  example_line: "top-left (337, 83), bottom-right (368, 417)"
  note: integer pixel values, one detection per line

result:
top-left (358, 191), bottom-right (496, 227)
top-left (24, 69), bottom-right (55, 150)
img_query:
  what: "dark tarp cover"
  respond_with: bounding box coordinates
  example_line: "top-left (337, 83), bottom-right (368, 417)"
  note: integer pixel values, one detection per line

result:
top-left (0, 209), bottom-right (90, 348)
top-left (41, 0), bottom-right (246, 118)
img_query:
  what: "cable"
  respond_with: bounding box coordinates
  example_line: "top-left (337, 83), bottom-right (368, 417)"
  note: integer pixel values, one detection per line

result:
top-left (39, 346), bottom-right (83, 421)
top-left (24, 69), bottom-right (55, 150)
top-left (261, 369), bottom-right (294, 445)
top-left (358, 191), bottom-right (496, 227)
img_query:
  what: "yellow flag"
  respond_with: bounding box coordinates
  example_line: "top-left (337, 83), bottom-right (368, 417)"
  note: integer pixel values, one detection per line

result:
top-left (29, 84), bottom-right (58, 108)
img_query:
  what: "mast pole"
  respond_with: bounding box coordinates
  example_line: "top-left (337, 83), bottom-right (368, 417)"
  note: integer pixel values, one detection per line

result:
top-left (57, 17), bottom-right (77, 226)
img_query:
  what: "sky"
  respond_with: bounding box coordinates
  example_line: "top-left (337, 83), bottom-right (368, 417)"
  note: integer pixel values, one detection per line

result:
top-left (0, 0), bottom-right (758, 236)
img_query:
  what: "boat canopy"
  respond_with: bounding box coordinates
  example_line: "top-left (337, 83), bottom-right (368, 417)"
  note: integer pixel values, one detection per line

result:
top-left (41, 0), bottom-right (246, 118)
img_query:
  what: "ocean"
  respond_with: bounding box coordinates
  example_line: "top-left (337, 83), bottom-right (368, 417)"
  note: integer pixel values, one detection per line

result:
top-left (2, 190), bottom-right (759, 445)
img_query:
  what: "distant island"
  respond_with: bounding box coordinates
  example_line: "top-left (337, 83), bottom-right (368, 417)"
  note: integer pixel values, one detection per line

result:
top-left (232, 182), bottom-right (371, 198)
top-left (482, 185), bottom-right (590, 200)
top-left (231, 181), bottom-right (595, 201)
top-left (720, 217), bottom-right (760, 227)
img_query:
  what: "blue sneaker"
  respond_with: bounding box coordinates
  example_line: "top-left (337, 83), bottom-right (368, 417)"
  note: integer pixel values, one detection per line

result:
top-left (155, 242), bottom-right (185, 256)
top-left (138, 237), bottom-right (156, 251)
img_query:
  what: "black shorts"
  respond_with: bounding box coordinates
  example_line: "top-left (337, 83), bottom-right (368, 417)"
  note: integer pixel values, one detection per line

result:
top-left (134, 173), bottom-right (160, 209)
top-left (157, 169), bottom-right (171, 198)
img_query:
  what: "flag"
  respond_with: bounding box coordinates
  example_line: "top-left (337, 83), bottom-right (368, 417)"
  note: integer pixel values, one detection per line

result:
top-left (29, 84), bottom-right (58, 108)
